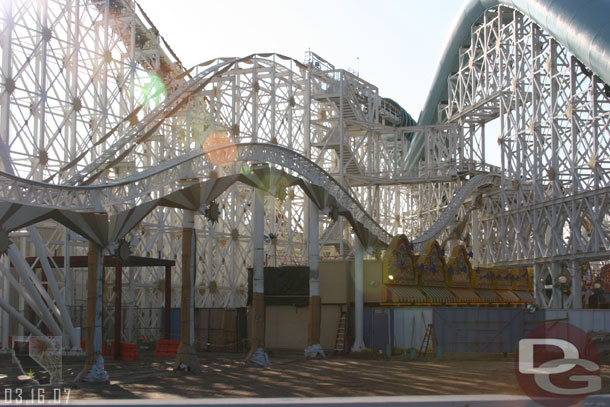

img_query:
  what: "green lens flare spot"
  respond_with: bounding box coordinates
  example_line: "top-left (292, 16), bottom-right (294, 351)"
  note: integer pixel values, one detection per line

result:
top-left (135, 71), bottom-right (167, 108)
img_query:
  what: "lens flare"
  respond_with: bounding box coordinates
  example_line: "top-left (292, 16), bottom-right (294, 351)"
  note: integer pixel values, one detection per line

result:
top-left (202, 131), bottom-right (237, 166)
top-left (135, 71), bottom-right (167, 108)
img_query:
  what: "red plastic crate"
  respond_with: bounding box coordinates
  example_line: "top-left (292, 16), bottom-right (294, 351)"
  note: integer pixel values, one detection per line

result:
top-left (80, 340), bottom-right (108, 356)
top-left (110, 341), bottom-right (140, 361)
top-left (154, 339), bottom-right (180, 358)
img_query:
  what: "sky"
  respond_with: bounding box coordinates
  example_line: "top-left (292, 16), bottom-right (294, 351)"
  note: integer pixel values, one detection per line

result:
top-left (141, 0), bottom-right (466, 119)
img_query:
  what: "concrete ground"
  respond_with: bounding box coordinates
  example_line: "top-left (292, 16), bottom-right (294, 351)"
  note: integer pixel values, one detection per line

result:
top-left (1, 349), bottom-right (610, 401)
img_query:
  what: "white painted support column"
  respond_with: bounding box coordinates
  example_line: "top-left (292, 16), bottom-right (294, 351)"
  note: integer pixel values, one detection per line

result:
top-left (352, 236), bottom-right (365, 352)
top-left (534, 263), bottom-right (546, 308)
top-left (18, 290), bottom-right (24, 337)
top-left (305, 201), bottom-right (324, 358)
top-left (29, 228), bottom-right (79, 349)
top-left (64, 231), bottom-right (73, 347)
top-left (8, 245), bottom-right (63, 337)
top-left (0, 0), bottom-right (13, 171)
top-left (253, 188), bottom-right (265, 302)
top-left (93, 245), bottom-right (104, 358)
top-left (0, 296), bottom-right (43, 337)
top-left (570, 260), bottom-right (582, 309)
top-left (1, 262), bottom-right (8, 349)
top-left (12, 245), bottom-right (60, 319)
top-left (0, 262), bottom-right (42, 322)
top-left (64, 229), bottom-right (72, 309)
top-left (248, 188), bottom-right (268, 365)
top-left (550, 262), bottom-right (563, 309)
top-left (308, 202), bottom-right (320, 298)
top-left (471, 209), bottom-right (480, 264)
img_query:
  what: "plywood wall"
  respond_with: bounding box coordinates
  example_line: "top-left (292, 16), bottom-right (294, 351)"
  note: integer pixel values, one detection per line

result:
top-left (264, 304), bottom-right (343, 350)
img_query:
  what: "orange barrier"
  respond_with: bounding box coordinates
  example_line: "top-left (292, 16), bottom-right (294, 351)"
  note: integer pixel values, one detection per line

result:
top-left (110, 341), bottom-right (139, 361)
top-left (154, 339), bottom-right (180, 358)
top-left (80, 339), bottom-right (108, 356)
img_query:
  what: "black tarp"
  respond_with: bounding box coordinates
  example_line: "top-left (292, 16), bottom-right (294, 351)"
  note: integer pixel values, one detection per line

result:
top-left (248, 266), bottom-right (309, 306)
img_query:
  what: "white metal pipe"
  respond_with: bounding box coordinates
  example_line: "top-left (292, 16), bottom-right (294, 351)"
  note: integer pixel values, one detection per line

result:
top-left (0, 0), bottom-right (13, 172)
top-left (64, 229), bottom-right (72, 308)
top-left (8, 245), bottom-right (63, 337)
top-left (351, 236), bottom-right (365, 352)
top-left (93, 244), bottom-right (104, 355)
top-left (471, 209), bottom-right (480, 265)
top-left (0, 295), bottom-right (44, 337)
top-left (18, 292), bottom-right (24, 337)
top-left (19, 250), bottom-right (61, 320)
top-left (253, 189), bottom-right (264, 295)
top-left (570, 260), bottom-right (582, 309)
top-left (29, 227), bottom-right (79, 348)
top-left (308, 201), bottom-right (319, 297)
top-left (1, 263), bottom-right (8, 349)
top-left (0, 262), bottom-right (39, 319)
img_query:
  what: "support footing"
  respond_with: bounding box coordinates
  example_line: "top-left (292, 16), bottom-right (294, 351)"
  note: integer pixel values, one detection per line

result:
top-left (76, 354), bottom-right (109, 383)
top-left (248, 347), bottom-right (270, 366)
top-left (174, 342), bottom-right (201, 373)
top-left (304, 343), bottom-right (326, 359)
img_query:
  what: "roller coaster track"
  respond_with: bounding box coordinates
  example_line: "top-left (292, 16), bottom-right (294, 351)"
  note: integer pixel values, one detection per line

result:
top-left (1, 143), bottom-right (394, 246)
top-left (63, 53), bottom-right (307, 186)
top-left (1, 141), bottom-right (504, 252)
top-left (412, 173), bottom-right (500, 251)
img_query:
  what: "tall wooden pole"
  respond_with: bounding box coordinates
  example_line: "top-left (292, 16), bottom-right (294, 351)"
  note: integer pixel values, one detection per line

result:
top-left (165, 265), bottom-right (171, 340)
top-left (114, 265), bottom-right (122, 360)
top-left (78, 241), bottom-right (108, 382)
top-left (174, 210), bottom-right (200, 372)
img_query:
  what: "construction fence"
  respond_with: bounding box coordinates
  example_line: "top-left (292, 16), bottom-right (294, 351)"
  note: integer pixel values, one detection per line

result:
top-left (352, 307), bottom-right (610, 354)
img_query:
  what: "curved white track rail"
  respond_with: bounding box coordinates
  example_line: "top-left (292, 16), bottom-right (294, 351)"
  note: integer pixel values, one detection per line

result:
top-left (412, 174), bottom-right (500, 250)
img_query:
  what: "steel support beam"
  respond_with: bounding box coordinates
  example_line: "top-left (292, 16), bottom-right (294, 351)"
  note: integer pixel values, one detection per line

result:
top-left (1, 259), bottom-right (9, 349)
top-left (0, 295), bottom-right (43, 338)
top-left (351, 235), bottom-right (365, 352)
top-left (247, 188), bottom-right (268, 365)
top-left (29, 227), bottom-right (79, 348)
top-left (305, 201), bottom-right (324, 358)
top-left (569, 260), bottom-right (582, 309)
top-left (8, 245), bottom-right (63, 338)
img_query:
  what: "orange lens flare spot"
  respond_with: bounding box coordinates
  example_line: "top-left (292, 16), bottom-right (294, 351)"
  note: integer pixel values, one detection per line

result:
top-left (202, 132), bottom-right (237, 167)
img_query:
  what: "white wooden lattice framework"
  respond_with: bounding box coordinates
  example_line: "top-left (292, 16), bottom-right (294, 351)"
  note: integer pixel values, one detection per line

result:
top-left (1, 1), bottom-right (610, 348)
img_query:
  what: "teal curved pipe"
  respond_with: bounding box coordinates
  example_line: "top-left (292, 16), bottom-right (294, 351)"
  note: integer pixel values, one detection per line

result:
top-left (407, 0), bottom-right (610, 171)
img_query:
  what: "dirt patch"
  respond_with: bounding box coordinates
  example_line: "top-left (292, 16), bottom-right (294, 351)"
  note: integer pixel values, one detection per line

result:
top-left (1, 350), bottom-right (609, 400)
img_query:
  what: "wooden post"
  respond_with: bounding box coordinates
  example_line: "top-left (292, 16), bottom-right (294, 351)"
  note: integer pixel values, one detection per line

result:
top-left (78, 241), bottom-right (108, 382)
top-left (165, 265), bottom-right (171, 340)
top-left (174, 210), bottom-right (201, 372)
top-left (85, 242), bottom-right (97, 369)
top-left (114, 265), bottom-right (122, 360)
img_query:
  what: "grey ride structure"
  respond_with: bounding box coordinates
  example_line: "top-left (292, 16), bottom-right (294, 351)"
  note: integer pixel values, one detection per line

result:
top-left (0, 0), bottom-right (609, 381)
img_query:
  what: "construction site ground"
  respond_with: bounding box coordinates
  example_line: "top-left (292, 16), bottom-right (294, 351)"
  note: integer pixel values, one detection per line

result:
top-left (1, 349), bottom-right (610, 400)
